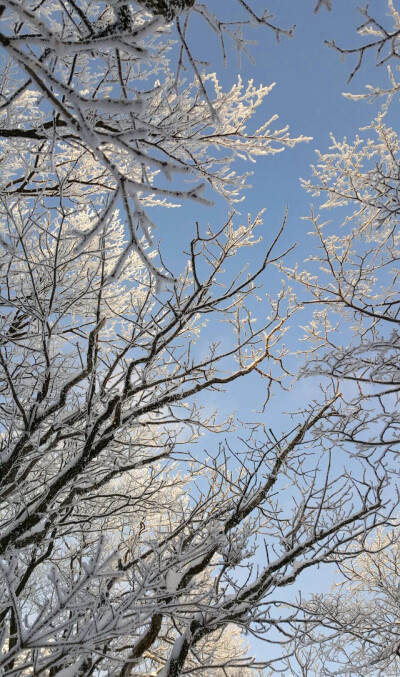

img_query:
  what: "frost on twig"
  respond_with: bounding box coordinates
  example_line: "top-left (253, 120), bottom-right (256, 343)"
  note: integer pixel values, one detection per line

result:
top-left (325, 1), bottom-right (400, 98)
top-left (284, 115), bottom-right (400, 467)
top-left (0, 201), bottom-right (387, 676)
top-left (0, 0), bottom-right (305, 284)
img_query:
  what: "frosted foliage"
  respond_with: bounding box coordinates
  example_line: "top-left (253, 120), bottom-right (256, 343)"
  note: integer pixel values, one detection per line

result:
top-left (0, 0), bottom-right (308, 282)
top-left (285, 114), bottom-right (400, 460)
top-left (303, 115), bottom-right (400, 231)
top-left (326, 1), bottom-right (400, 104)
top-left (0, 2), bottom-right (396, 676)
top-left (0, 204), bottom-right (385, 676)
top-left (286, 531), bottom-right (400, 676)
top-left (277, 6), bottom-right (400, 673)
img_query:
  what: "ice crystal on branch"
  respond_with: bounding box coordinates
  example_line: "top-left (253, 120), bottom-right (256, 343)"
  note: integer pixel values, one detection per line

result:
top-left (0, 0), bottom-right (306, 282)
top-left (0, 202), bottom-right (386, 676)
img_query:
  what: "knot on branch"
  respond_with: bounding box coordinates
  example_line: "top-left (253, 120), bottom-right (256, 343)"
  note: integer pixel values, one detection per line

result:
top-left (139, 0), bottom-right (195, 21)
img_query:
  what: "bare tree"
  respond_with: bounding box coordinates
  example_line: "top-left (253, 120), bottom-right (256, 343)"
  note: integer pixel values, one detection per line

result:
top-left (286, 110), bottom-right (400, 460)
top-left (279, 529), bottom-right (400, 677)
top-left (285, 0), bottom-right (400, 458)
top-left (277, 4), bottom-right (400, 673)
top-left (325, 1), bottom-right (400, 101)
top-left (0, 2), bottom-right (395, 675)
top-left (0, 0), bottom-right (308, 283)
top-left (0, 199), bottom-right (388, 676)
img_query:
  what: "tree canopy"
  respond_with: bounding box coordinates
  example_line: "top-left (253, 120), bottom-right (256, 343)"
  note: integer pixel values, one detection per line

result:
top-left (0, 2), bottom-right (399, 676)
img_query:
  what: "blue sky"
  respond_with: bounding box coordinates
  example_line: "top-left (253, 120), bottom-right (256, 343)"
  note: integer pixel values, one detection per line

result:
top-left (151, 1), bottom-right (393, 426)
top-left (157, 0), bottom-right (393, 267)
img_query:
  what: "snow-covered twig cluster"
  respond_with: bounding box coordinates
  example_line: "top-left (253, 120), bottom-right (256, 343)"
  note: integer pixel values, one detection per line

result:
top-left (0, 0), bottom-right (307, 282)
top-left (0, 203), bottom-right (388, 676)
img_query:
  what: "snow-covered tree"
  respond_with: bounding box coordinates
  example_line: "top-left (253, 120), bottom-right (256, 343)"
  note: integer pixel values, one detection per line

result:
top-left (278, 4), bottom-right (400, 673)
top-left (326, 0), bottom-right (400, 106)
top-left (280, 529), bottom-right (400, 677)
top-left (284, 0), bottom-right (400, 462)
top-left (0, 199), bottom-right (387, 676)
top-left (286, 112), bottom-right (400, 461)
top-left (0, 0), bottom-right (308, 283)
top-left (0, 1), bottom-right (395, 675)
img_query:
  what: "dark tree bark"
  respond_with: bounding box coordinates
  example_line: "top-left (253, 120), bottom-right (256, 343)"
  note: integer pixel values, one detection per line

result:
top-left (140, 0), bottom-right (195, 20)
